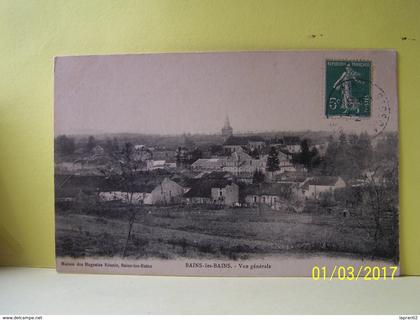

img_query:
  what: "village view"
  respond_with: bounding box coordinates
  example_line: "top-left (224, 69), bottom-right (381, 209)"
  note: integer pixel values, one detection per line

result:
top-left (55, 117), bottom-right (398, 262)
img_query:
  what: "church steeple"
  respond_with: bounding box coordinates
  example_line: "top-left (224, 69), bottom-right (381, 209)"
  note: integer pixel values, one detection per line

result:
top-left (221, 115), bottom-right (233, 138)
top-left (224, 116), bottom-right (231, 128)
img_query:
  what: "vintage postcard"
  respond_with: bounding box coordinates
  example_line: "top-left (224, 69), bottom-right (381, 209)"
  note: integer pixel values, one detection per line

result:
top-left (54, 51), bottom-right (399, 276)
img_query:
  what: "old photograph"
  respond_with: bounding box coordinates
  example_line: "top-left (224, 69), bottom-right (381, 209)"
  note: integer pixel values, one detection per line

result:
top-left (54, 51), bottom-right (399, 276)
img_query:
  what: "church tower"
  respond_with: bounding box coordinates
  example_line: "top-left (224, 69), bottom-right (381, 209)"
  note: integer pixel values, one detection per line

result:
top-left (221, 115), bottom-right (233, 138)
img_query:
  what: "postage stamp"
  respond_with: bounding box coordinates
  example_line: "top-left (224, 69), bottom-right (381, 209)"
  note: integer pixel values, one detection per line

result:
top-left (325, 60), bottom-right (372, 118)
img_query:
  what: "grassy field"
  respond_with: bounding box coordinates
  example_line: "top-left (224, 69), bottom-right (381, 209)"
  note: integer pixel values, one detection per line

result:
top-left (55, 203), bottom-right (398, 261)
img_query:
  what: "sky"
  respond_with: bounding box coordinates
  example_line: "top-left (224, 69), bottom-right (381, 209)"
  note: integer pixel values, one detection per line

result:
top-left (54, 51), bottom-right (398, 136)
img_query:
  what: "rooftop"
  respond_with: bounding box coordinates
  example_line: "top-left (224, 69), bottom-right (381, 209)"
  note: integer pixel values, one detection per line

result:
top-left (224, 135), bottom-right (266, 146)
top-left (184, 179), bottom-right (234, 198)
top-left (300, 176), bottom-right (342, 188)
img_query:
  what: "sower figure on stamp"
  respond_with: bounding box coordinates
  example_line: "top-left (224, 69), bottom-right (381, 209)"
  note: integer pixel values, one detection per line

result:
top-left (333, 63), bottom-right (362, 113)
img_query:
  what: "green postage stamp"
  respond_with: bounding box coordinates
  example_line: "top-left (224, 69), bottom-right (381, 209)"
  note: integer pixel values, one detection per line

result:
top-left (325, 60), bottom-right (371, 117)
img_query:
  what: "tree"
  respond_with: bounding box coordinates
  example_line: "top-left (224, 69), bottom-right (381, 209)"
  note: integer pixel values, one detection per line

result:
top-left (104, 137), bottom-right (120, 154)
top-left (182, 133), bottom-right (195, 149)
top-left (85, 135), bottom-right (96, 153)
top-left (248, 148), bottom-right (260, 159)
top-left (99, 141), bottom-right (144, 257)
top-left (374, 132), bottom-right (398, 163)
top-left (266, 147), bottom-right (280, 172)
top-left (189, 147), bottom-right (203, 164)
top-left (345, 132), bottom-right (372, 176)
top-left (252, 169), bottom-right (266, 214)
top-left (365, 133), bottom-right (398, 261)
top-left (358, 132), bottom-right (372, 164)
top-left (104, 138), bottom-right (113, 153)
top-left (55, 135), bottom-right (75, 156)
top-left (338, 132), bottom-right (347, 145)
top-left (326, 132), bottom-right (398, 260)
top-left (209, 144), bottom-right (224, 156)
top-left (293, 139), bottom-right (320, 172)
top-left (364, 161), bottom-right (398, 261)
top-left (176, 146), bottom-right (187, 168)
top-left (321, 133), bottom-right (370, 177)
top-left (252, 170), bottom-right (265, 184)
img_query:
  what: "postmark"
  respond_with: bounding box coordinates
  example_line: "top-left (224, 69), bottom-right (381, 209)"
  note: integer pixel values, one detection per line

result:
top-left (326, 60), bottom-right (372, 118)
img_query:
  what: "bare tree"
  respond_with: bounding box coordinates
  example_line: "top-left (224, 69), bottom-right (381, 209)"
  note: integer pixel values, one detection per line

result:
top-left (99, 142), bottom-right (145, 257)
top-left (365, 160), bottom-right (398, 261)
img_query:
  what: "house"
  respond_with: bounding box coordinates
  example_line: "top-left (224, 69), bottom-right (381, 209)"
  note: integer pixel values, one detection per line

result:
top-left (223, 150), bottom-right (267, 175)
top-left (300, 176), bottom-right (346, 199)
top-left (166, 162), bottom-right (177, 169)
top-left (99, 190), bottom-right (152, 205)
top-left (199, 171), bottom-right (234, 181)
top-left (133, 145), bottom-right (153, 161)
top-left (313, 142), bottom-right (329, 157)
top-left (55, 158), bottom-right (107, 176)
top-left (184, 180), bottom-right (239, 206)
top-left (235, 171), bottom-right (255, 184)
top-left (248, 140), bottom-right (266, 150)
top-left (191, 158), bottom-right (226, 172)
top-left (147, 160), bottom-right (165, 170)
top-left (146, 160), bottom-right (176, 171)
top-left (92, 145), bottom-right (105, 156)
top-left (96, 174), bottom-right (156, 205)
top-left (244, 183), bottom-right (297, 208)
top-left (282, 136), bottom-right (301, 154)
top-left (264, 150), bottom-right (297, 181)
top-left (152, 149), bottom-right (177, 162)
top-left (211, 182), bottom-right (239, 206)
top-left (223, 135), bottom-right (266, 153)
top-left (279, 181), bottom-right (306, 201)
top-left (278, 150), bottom-right (294, 170)
top-left (149, 178), bottom-right (185, 205)
top-left (273, 170), bottom-right (307, 184)
top-left (184, 172), bottom-right (238, 206)
top-left (183, 184), bottom-right (213, 204)
top-left (224, 149), bottom-right (252, 166)
top-left (270, 136), bottom-right (300, 153)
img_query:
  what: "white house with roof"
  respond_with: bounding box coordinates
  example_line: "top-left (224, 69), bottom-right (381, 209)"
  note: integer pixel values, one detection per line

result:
top-left (244, 182), bottom-right (303, 208)
top-left (133, 145), bottom-right (152, 162)
top-left (282, 136), bottom-right (301, 154)
top-left (99, 190), bottom-right (153, 205)
top-left (150, 178), bottom-right (185, 205)
top-left (191, 158), bottom-right (226, 172)
top-left (223, 150), bottom-right (267, 174)
top-left (300, 176), bottom-right (346, 200)
top-left (313, 142), bottom-right (329, 157)
top-left (223, 135), bottom-right (266, 153)
top-left (92, 145), bottom-right (105, 155)
top-left (211, 182), bottom-right (239, 206)
top-left (184, 178), bottom-right (239, 206)
top-left (145, 160), bottom-right (176, 171)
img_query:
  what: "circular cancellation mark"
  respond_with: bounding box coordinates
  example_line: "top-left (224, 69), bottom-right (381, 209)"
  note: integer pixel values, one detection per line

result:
top-left (326, 78), bottom-right (391, 138)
